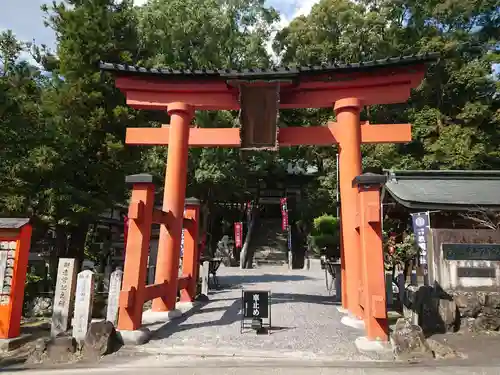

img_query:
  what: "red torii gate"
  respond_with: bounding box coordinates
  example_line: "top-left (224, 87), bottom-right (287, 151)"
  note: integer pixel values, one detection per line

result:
top-left (101, 53), bottom-right (437, 342)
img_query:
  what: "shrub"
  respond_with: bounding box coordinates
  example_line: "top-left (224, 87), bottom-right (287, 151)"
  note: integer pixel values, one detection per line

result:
top-left (309, 214), bottom-right (340, 259)
top-left (313, 215), bottom-right (339, 236)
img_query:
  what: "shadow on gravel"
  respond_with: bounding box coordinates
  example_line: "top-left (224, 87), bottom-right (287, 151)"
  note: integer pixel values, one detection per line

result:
top-left (149, 289), bottom-right (339, 341)
top-left (215, 273), bottom-right (314, 290)
top-left (271, 293), bottom-right (340, 306)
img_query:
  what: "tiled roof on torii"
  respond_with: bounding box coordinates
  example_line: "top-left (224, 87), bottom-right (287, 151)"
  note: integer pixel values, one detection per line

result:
top-left (99, 53), bottom-right (439, 80)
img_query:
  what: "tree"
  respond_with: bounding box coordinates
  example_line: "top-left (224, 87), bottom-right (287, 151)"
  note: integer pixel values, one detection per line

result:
top-left (137, 0), bottom-right (279, 69)
top-left (460, 208), bottom-right (500, 230)
top-left (273, 0), bottom-right (500, 216)
top-left (1, 0), bottom-right (147, 271)
top-left (0, 31), bottom-right (56, 247)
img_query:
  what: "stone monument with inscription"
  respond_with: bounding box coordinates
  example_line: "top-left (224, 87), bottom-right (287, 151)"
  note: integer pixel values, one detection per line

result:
top-left (106, 268), bottom-right (123, 326)
top-left (51, 258), bottom-right (77, 337)
top-left (428, 229), bottom-right (500, 290)
top-left (72, 270), bottom-right (95, 343)
top-left (440, 243), bottom-right (500, 289)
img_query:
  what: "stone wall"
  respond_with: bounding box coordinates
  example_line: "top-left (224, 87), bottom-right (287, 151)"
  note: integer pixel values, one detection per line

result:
top-left (405, 285), bottom-right (500, 334)
top-left (451, 289), bottom-right (500, 332)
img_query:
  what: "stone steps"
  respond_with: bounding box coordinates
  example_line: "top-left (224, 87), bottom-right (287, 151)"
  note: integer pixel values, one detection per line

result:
top-left (250, 219), bottom-right (288, 265)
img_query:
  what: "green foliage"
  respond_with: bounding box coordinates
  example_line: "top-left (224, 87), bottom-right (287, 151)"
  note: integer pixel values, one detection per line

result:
top-left (313, 214), bottom-right (339, 235)
top-left (310, 215), bottom-right (340, 258)
top-left (275, 0), bottom-right (500, 173)
top-left (383, 231), bottom-right (419, 271)
top-left (23, 271), bottom-right (44, 315)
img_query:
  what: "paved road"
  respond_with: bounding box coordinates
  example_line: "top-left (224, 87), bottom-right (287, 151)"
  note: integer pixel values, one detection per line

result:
top-left (10, 356), bottom-right (500, 375)
top-left (135, 264), bottom-right (368, 360)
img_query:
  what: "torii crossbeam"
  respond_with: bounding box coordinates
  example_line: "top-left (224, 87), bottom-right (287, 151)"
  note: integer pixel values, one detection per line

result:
top-left (100, 53), bottom-right (438, 343)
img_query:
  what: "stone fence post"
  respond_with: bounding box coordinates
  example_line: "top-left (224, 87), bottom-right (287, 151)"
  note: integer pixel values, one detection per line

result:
top-left (72, 270), bottom-right (94, 343)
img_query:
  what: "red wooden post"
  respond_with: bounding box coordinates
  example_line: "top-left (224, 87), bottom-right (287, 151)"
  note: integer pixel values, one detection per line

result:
top-left (353, 173), bottom-right (388, 341)
top-left (0, 219), bottom-right (32, 339)
top-left (335, 98), bottom-right (363, 318)
top-left (118, 174), bottom-right (154, 331)
top-left (153, 103), bottom-right (194, 312)
top-left (180, 197), bottom-right (200, 303)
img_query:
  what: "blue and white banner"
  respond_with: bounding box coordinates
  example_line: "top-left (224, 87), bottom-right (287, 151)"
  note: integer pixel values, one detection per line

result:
top-left (410, 212), bottom-right (430, 265)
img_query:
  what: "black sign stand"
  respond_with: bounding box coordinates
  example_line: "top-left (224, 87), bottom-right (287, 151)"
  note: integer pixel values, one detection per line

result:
top-left (240, 290), bottom-right (272, 334)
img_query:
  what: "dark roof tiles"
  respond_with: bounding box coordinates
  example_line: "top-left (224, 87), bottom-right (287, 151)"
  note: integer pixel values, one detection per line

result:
top-left (0, 218), bottom-right (30, 229)
top-left (99, 53), bottom-right (439, 79)
top-left (384, 170), bottom-right (500, 210)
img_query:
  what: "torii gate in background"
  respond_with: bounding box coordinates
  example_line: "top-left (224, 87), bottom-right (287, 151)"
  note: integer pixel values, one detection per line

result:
top-left (100, 53), bottom-right (438, 343)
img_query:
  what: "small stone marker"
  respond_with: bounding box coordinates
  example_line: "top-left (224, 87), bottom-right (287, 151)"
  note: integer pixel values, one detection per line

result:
top-left (72, 270), bottom-right (95, 343)
top-left (51, 258), bottom-right (77, 337)
top-left (106, 268), bottom-right (123, 326)
top-left (201, 261), bottom-right (209, 296)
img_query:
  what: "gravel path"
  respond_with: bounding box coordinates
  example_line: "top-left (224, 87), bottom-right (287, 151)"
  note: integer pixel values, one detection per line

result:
top-left (142, 264), bottom-right (370, 360)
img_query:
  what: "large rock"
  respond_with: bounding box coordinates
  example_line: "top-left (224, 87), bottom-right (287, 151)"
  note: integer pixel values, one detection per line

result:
top-left (426, 339), bottom-right (463, 360)
top-left (82, 321), bottom-right (121, 360)
top-left (454, 293), bottom-right (481, 318)
top-left (472, 307), bottom-right (500, 332)
top-left (451, 290), bottom-right (500, 332)
top-left (485, 294), bottom-right (500, 309)
top-left (391, 318), bottom-right (434, 361)
top-left (429, 297), bottom-right (458, 333)
top-left (405, 285), bottom-right (459, 334)
top-left (27, 335), bottom-right (78, 364)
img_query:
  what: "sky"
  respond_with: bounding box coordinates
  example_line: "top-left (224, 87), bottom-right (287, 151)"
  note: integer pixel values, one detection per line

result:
top-left (0, 0), bottom-right (320, 55)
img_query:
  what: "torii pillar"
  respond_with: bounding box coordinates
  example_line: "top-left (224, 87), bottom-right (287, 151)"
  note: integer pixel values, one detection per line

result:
top-left (152, 103), bottom-right (194, 312)
top-left (335, 98), bottom-right (363, 318)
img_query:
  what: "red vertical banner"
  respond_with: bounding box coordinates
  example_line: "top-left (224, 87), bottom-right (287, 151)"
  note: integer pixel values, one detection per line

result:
top-left (280, 197), bottom-right (288, 231)
top-left (234, 222), bottom-right (243, 248)
top-left (282, 211), bottom-right (288, 231)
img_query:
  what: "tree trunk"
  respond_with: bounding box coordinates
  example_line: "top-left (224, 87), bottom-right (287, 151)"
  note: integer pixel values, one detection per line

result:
top-left (67, 222), bottom-right (90, 271)
top-left (49, 225), bottom-right (69, 286)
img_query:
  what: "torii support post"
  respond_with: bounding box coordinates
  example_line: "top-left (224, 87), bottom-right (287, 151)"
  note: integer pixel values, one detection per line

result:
top-left (353, 173), bottom-right (388, 341)
top-left (179, 198), bottom-right (201, 302)
top-left (0, 218), bottom-right (32, 340)
top-left (118, 174), bottom-right (154, 331)
top-left (334, 98), bottom-right (363, 318)
top-left (153, 102), bottom-right (194, 313)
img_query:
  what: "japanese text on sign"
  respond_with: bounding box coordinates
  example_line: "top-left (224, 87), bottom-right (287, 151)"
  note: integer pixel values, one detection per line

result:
top-left (242, 291), bottom-right (269, 319)
top-left (411, 212), bottom-right (430, 265)
top-left (253, 293), bottom-right (260, 316)
top-left (234, 222), bottom-right (243, 249)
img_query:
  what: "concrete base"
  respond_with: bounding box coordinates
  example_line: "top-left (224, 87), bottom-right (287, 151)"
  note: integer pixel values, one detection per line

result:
top-left (341, 315), bottom-right (365, 330)
top-left (142, 309), bottom-right (182, 325)
top-left (176, 301), bottom-right (195, 310)
top-left (335, 306), bottom-right (349, 314)
top-left (117, 328), bottom-right (151, 345)
top-left (0, 334), bottom-right (33, 352)
top-left (354, 336), bottom-right (393, 355)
